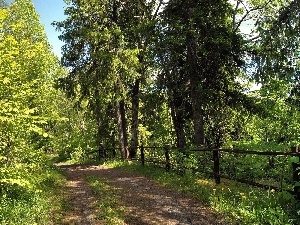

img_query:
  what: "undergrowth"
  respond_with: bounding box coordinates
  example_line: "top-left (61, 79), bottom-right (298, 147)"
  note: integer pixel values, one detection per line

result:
top-left (0, 164), bottom-right (66, 225)
top-left (104, 160), bottom-right (300, 225)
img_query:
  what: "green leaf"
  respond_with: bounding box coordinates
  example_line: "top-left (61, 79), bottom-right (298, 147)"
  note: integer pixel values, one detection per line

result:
top-left (294, 182), bottom-right (300, 187)
top-left (290, 156), bottom-right (300, 163)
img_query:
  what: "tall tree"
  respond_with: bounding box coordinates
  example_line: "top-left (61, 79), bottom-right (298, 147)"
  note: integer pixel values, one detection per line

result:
top-left (0, 0), bottom-right (64, 191)
top-left (247, 0), bottom-right (300, 144)
top-left (156, 35), bottom-right (190, 149)
top-left (54, 0), bottom-right (140, 158)
top-left (117, 0), bottom-right (162, 157)
top-left (160, 0), bottom-right (245, 148)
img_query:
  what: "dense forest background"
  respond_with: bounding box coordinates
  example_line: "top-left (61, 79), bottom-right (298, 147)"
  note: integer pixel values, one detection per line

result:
top-left (0, 0), bottom-right (299, 224)
top-left (53, 0), bottom-right (299, 159)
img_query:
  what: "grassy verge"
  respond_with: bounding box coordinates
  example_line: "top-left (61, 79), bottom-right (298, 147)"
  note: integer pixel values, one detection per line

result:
top-left (0, 165), bottom-right (66, 225)
top-left (104, 160), bottom-right (300, 225)
top-left (46, 167), bottom-right (70, 224)
top-left (86, 175), bottom-right (125, 225)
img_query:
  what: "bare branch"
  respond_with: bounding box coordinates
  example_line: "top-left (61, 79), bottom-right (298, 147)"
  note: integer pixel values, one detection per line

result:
top-left (245, 34), bottom-right (260, 43)
top-left (233, 0), bottom-right (273, 33)
top-left (232, 0), bottom-right (241, 29)
top-left (152, 0), bottom-right (164, 21)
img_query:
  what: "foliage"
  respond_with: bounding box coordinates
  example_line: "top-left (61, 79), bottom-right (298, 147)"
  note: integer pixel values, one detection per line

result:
top-left (0, 0), bottom-right (71, 223)
top-left (51, 1), bottom-right (300, 222)
top-left (50, 97), bottom-right (98, 162)
top-left (53, 0), bottom-right (300, 158)
top-left (1, 0), bottom-right (299, 221)
top-left (0, 0), bottom-right (62, 164)
top-left (237, 0), bottom-right (300, 146)
top-left (0, 164), bottom-right (66, 225)
top-left (53, 0), bottom-right (149, 158)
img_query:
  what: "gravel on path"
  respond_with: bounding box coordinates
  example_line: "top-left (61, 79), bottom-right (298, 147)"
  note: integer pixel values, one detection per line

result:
top-left (58, 164), bottom-right (227, 225)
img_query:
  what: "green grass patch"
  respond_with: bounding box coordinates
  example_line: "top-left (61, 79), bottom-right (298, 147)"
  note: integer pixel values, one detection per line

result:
top-left (0, 166), bottom-right (66, 225)
top-left (104, 160), bottom-right (300, 225)
top-left (86, 175), bottom-right (125, 225)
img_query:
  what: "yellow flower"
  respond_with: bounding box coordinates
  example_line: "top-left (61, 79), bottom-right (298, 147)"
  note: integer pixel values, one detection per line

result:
top-left (270, 189), bottom-right (275, 193)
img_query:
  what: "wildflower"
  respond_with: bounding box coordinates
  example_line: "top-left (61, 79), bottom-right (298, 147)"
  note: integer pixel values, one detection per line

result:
top-left (239, 192), bottom-right (246, 199)
top-left (270, 189), bottom-right (275, 193)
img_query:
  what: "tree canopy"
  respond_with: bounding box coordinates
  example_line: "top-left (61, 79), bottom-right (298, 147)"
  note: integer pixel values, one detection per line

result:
top-left (0, 0), bottom-right (66, 203)
top-left (51, 0), bottom-right (300, 156)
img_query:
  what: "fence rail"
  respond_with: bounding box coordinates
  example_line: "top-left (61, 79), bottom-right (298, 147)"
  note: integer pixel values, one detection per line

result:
top-left (189, 148), bottom-right (300, 156)
top-left (90, 145), bottom-right (300, 200)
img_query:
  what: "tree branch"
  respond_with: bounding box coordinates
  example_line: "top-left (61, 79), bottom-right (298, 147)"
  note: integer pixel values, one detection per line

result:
top-left (233, 0), bottom-right (273, 33)
top-left (232, 0), bottom-right (241, 29)
top-left (152, 0), bottom-right (164, 21)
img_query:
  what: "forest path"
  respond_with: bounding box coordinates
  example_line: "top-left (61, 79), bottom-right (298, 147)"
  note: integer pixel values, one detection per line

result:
top-left (57, 164), bottom-right (226, 225)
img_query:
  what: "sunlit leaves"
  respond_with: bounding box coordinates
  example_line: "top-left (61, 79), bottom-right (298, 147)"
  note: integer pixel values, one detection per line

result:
top-left (0, 0), bottom-right (66, 195)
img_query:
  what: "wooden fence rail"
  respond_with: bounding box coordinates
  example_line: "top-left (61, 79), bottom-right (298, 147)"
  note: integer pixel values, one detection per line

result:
top-left (91, 145), bottom-right (300, 200)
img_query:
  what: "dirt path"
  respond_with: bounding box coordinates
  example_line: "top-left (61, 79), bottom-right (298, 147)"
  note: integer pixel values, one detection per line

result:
top-left (57, 164), bottom-right (226, 225)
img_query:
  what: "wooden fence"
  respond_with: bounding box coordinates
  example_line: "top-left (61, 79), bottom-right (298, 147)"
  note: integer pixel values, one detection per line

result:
top-left (92, 145), bottom-right (300, 200)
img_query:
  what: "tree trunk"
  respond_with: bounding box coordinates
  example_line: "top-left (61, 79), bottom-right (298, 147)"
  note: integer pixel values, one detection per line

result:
top-left (117, 100), bottom-right (128, 158)
top-left (187, 28), bottom-right (205, 146)
top-left (169, 90), bottom-right (186, 150)
top-left (129, 79), bottom-right (140, 159)
top-left (191, 88), bottom-right (205, 146)
top-left (95, 89), bottom-right (106, 158)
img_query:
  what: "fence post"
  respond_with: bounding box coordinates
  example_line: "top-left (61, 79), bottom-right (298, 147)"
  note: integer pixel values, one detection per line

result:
top-left (97, 144), bottom-right (105, 161)
top-left (140, 145), bottom-right (145, 166)
top-left (112, 148), bottom-right (116, 158)
top-left (292, 146), bottom-right (300, 200)
top-left (165, 146), bottom-right (171, 172)
top-left (97, 149), bottom-right (100, 161)
top-left (213, 149), bottom-right (220, 184)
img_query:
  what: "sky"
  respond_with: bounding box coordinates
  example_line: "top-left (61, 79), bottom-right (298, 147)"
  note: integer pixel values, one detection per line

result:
top-left (32, 0), bottom-right (67, 58)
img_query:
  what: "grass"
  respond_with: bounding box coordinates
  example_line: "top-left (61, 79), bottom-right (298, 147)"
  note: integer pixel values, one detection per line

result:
top-left (104, 160), bottom-right (300, 225)
top-left (86, 175), bottom-right (125, 225)
top-left (46, 170), bottom-right (71, 224)
top-left (0, 166), bottom-right (66, 225)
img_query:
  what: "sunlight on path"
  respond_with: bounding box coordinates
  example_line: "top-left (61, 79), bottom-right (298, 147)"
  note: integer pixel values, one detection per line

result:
top-left (59, 165), bottom-right (100, 225)
top-left (58, 164), bottom-right (224, 225)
